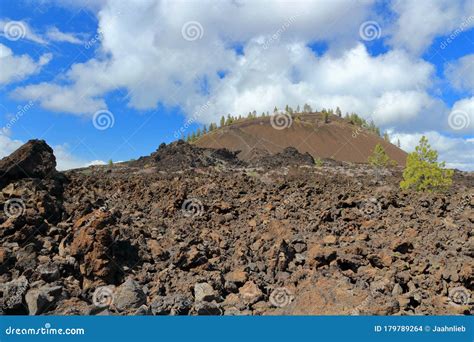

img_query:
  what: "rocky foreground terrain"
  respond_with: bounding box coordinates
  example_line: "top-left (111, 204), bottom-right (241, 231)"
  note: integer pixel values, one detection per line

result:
top-left (0, 139), bottom-right (472, 315)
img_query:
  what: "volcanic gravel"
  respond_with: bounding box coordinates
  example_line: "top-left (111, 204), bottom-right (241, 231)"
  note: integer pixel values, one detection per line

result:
top-left (0, 140), bottom-right (472, 315)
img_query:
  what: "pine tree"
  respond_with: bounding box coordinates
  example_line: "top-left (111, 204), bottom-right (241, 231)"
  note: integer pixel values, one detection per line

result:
top-left (400, 136), bottom-right (453, 192)
top-left (323, 111), bottom-right (329, 123)
top-left (336, 106), bottom-right (342, 117)
top-left (383, 132), bottom-right (390, 142)
top-left (397, 139), bottom-right (401, 148)
top-left (220, 116), bottom-right (225, 128)
top-left (349, 113), bottom-right (366, 127)
top-left (196, 128), bottom-right (201, 137)
top-left (368, 144), bottom-right (391, 167)
top-left (303, 103), bottom-right (312, 113)
top-left (274, 106), bottom-right (278, 113)
top-left (202, 125), bottom-right (207, 134)
top-left (368, 120), bottom-right (377, 134)
top-left (296, 105), bottom-right (300, 113)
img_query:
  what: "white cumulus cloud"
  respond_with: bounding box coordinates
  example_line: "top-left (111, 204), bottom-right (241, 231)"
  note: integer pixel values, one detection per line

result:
top-left (4, 0), bottom-right (474, 170)
top-left (53, 144), bottom-right (106, 170)
top-left (45, 27), bottom-right (83, 44)
top-left (0, 43), bottom-right (52, 85)
top-left (445, 54), bottom-right (474, 93)
top-left (388, 0), bottom-right (474, 55)
top-left (448, 96), bottom-right (474, 133)
top-left (1, 18), bottom-right (84, 45)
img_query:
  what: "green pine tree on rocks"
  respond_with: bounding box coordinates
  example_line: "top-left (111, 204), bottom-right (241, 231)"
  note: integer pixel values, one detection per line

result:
top-left (400, 136), bottom-right (453, 192)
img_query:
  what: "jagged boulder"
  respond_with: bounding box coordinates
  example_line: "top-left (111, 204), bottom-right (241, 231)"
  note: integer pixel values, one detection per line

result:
top-left (0, 140), bottom-right (57, 188)
top-left (249, 147), bottom-right (314, 168)
top-left (70, 210), bottom-right (118, 285)
top-left (130, 140), bottom-right (243, 171)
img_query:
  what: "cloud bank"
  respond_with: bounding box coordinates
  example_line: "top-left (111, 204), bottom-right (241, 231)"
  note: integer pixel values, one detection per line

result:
top-left (2, 0), bottom-right (473, 169)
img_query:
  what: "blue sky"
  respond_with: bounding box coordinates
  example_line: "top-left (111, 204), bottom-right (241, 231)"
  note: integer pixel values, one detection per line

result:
top-left (0, 0), bottom-right (473, 170)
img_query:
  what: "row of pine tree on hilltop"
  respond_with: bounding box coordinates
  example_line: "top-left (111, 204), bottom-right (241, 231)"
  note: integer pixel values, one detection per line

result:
top-left (184, 104), bottom-right (394, 143)
top-left (180, 104), bottom-right (453, 192)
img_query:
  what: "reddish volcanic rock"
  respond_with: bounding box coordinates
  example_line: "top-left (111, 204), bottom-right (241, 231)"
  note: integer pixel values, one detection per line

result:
top-left (0, 140), bottom-right (57, 188)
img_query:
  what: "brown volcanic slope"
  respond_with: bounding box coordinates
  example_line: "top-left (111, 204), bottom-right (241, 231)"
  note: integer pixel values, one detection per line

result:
top-left (195, 113), bottom-right (407, 165)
